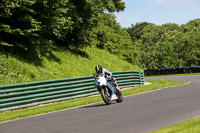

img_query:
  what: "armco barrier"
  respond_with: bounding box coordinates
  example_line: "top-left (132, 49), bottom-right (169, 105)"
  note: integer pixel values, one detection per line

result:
top-left (0, 70), bottom-right (144, 112)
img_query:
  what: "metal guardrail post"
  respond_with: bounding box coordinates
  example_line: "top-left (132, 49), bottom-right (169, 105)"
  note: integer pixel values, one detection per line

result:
top-left (140, 70), bottom-right (145, 85)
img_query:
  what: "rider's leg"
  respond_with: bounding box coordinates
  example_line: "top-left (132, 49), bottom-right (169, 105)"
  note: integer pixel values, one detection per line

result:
top-left (95, 80), bottom-right (101, 92)
top-left (106, 82), bottom-right (117, 100)
top-left (106, 82), bottom-right (114, 94)
top-left (112, 77), bottom-right (120, 90)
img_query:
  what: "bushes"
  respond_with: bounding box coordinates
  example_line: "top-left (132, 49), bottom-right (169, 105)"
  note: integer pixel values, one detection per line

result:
top-left (0, 55), bottom-right (21, 78)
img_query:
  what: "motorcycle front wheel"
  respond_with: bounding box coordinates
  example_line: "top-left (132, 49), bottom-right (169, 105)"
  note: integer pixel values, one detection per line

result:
top-left (100, 86), bottom-right (112, 105)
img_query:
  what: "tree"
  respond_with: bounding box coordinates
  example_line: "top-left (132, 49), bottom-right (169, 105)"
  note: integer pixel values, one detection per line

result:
top-left (94, 13), bottom-right (138, 64)
top-left (0, 0), bottom-right (41, 47)
top-left (133, 23), bottom-right (179, 69)
top-left (0, 0), bottom-right (126, 49)
top-left (127, 22), bottom-right (151, 42)
top-left (178, 19), bottom-right (200, 66)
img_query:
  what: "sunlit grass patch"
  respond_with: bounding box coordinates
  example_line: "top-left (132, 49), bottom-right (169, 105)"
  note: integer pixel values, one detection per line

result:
top-left (152, 117), bottom-right (200, 133)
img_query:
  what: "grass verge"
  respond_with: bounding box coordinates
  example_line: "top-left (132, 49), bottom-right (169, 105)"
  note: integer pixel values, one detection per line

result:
top-left (151, 117), bottom-right (200, 133)
top-left (0, 80), bottom-right (188, 122)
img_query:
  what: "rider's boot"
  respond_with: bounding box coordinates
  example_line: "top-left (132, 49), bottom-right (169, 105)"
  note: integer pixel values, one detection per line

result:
top-left (115, 83), bottom-right (120, 90)
top-left (111, 93), bottom-right (117, 100)
top-left (116, 86), bottom-right (120, 90)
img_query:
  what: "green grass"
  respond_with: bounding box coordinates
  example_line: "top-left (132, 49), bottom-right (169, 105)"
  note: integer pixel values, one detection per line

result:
top-left (0, 46), bottom-right (140, 85)
top-left (0, 80), bottom-right (188, 122)
top-left (122, 80), bottom-right (188, 96)
top-left (151, 117), bottom-right (200, 133)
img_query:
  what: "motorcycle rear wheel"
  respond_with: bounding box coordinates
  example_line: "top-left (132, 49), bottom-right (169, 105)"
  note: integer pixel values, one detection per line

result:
top-left (116, 89), bottom-right (123, 103)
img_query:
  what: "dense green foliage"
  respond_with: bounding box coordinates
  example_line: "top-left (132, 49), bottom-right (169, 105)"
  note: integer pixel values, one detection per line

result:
top-left (127, 20), bottom-right (200, 69)
top-left (1, 0), bottom-right (200, 85)
top-left (0, 0), bottom-right (125, 50)
top-left (0, 0), bottom-right (131, 85)
top-left (95, 13), bottom-right (138, 64)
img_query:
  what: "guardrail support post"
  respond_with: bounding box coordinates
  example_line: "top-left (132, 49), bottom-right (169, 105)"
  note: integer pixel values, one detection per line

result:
top-left (140, 70), bottom-right (145, 85)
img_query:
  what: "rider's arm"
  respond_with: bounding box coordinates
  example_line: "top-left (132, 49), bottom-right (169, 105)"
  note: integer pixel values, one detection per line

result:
top-left (103, 69), bottom-right (112, 80)
top-left (94, 72), bottom-right (97, 80)
top-left (104, 69), bottom-right (112, 76)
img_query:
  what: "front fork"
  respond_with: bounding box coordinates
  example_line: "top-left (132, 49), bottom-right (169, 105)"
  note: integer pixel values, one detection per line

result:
top-left (96, 85), bottom-right (112, 96)
top-left (95, 80), bottom-right (114, 95)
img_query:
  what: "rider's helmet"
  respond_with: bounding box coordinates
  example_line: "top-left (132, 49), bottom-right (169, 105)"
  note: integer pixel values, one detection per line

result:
top-left (95, 65), bottom-right (103, 73)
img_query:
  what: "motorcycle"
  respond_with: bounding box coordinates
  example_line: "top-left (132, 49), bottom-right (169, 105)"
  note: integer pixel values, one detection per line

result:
top-left (95, 74), bottom-right (123, 105)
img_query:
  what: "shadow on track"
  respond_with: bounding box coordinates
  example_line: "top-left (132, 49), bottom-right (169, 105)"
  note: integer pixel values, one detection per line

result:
top-left (81, 102), bottom-right (116, 108)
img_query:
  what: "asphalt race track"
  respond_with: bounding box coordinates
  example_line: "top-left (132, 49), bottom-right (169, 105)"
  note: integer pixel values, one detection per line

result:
top-left (1, 75), bottom-right (200, 133)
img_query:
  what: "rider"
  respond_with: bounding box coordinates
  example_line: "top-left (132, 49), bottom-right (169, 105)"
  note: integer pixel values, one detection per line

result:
top-left (94, 65), bottom-right (120, 100)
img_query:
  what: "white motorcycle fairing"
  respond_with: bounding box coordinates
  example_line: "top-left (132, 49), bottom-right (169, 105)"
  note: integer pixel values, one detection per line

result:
top-left (97, 76), bottom-right (107, 86)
